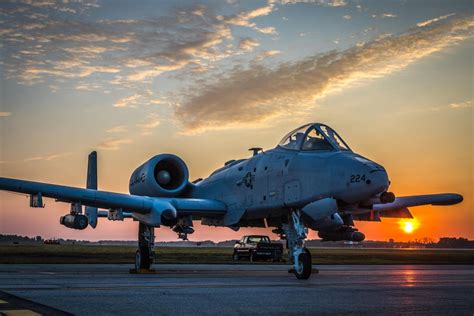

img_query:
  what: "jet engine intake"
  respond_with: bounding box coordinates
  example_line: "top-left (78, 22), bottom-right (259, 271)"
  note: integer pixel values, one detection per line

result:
top-left (129, 154), bottom-right (189, 197)
top-left (60, 214), bottom-right (88, 230)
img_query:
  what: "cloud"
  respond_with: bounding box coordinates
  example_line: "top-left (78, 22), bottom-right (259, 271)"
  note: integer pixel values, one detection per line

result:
top-left (225, 1), bottom-right (278, 35)
top-left (0, 112), bottom-right (12, 117)
top-left (175, 17), bottom-right (474, 132)
top-left (372, 13), bottom-right (397, 19)
top-left (113, 91), bottom-right (163, 108)
top-left (0, 1), bottom-right (278, 106)
top-left (113, 94), bottom-right (142, 108)
top-left (449, 100), bottom-right (472, 109)
top-left (137, 114), bottom-right (161, 136)
top-left (106, 125), bottom-right (128, 133)
top-left (23, 152), bottom-right (71, 162)
top-left (417, 13), bottom-right (456, 27)
top-left (255, 50), bottom-right (281, 61)
top-left (256, 26), bottom-right (278, 35)
top-left (278, 0), bottom-right (347, 7)
top-left (239, 38), bottom-right (260, 51)
top-left (97, 138), bottom-right (132, 150)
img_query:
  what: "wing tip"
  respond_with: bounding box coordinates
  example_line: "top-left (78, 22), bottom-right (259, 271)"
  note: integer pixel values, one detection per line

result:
top-left (432, 193), bottom-right (463, 206)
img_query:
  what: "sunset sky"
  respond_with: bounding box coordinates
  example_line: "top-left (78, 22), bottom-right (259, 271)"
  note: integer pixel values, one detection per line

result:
top-left (0, 0), bottom-right (472, 242)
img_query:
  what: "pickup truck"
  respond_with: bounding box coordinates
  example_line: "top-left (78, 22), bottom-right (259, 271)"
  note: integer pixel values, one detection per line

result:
top-left (233, 235), bottom-right (283, 262)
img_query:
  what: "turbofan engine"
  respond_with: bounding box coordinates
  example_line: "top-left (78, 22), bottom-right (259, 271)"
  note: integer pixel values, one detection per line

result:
top-left (129, 154), bottom-right (189, 197)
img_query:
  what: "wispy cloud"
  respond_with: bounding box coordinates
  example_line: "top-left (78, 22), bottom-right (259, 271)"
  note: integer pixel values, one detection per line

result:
top-left (225, 1), bottom-right (278, 35)
top-left (0, 0), bottom-right (279, 107)
top-left (417, 13), bottom-right (456, 27)
top-left (113, 94), bottom-right (142, 108)
top-left (255, 50), bottom-right (281, 61)
top-left (23, 152), bottom-right (71, 162)
top-left (278, 0), bottom-right (347, 7)
top-left (238, 38), bottom-right (260, 52)
top-left (449, 100), bottom-right (473, 109)
top-left (175, 17), bottom-right (474, 133)
top-left (137, 114), bottom-right (161, 136)
top-left (106, 125), bottom-right (128, 133)
top-left (97, 138), bottom-right (132, 150)
top-left (372, 13), bottom-right (397, 19)
top-left (0, 112), bottom-right (12, 117)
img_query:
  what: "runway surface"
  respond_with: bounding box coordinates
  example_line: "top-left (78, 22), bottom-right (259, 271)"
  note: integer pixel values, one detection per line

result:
top-left (0, 264), bottom-right (473, 315)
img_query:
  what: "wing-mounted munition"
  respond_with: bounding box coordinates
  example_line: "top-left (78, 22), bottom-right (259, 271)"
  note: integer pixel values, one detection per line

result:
top-left (0, 122), bottom-right (463, 279)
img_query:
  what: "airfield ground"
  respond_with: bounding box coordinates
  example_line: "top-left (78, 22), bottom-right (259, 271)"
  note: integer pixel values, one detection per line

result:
top-left (0, 244), bottom-right (473, 264)
top-left (0, 264), bottom-right (473, 315)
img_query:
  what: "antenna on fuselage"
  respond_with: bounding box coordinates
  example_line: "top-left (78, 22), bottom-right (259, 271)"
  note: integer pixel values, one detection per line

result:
top-left (248, 147), bottom-right (263, 156)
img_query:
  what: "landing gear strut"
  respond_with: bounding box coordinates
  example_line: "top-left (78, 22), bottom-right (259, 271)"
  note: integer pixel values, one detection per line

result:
top-left (282, 210), bottom-right (312, 279)
top-left (135, 222), bottom-right (155, 270)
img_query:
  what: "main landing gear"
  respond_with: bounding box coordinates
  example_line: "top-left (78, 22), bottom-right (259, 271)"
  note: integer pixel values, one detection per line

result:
top-left (135, 222), bottom-right (155, 271)
top-left (282, 210), bottom-right (312, 280)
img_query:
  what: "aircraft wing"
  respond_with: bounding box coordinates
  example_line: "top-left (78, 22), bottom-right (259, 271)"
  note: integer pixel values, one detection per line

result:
top-left (373, 193), bottom-right (463, 212)
top-left (348, 193), bottom-right (463, 221)
top-left (0, 177), bottom-right (227, 226)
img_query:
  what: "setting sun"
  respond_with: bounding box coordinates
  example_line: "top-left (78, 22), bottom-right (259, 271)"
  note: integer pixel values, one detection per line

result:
top-left (399, 219), bottom-right (420, 234)
top-left (404, 222), bottom-right (414, 233)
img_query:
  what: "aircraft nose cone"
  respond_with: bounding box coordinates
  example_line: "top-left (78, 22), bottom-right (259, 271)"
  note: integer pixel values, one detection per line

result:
top-left (156, 170), bottom-right (171, 185)
top-left (368, 169), bottom-right (390, 193)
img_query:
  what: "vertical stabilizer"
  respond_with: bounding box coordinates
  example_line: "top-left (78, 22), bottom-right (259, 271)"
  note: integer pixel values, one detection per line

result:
top-left (85, 151), bottom-right (98, 228)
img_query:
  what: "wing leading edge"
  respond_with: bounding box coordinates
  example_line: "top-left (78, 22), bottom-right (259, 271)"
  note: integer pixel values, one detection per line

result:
top-left (0, 177), bottom-right (227, 226)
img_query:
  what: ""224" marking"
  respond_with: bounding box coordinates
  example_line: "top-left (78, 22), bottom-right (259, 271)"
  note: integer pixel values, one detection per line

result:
top-left (350, 174), bottom-right (366, 183)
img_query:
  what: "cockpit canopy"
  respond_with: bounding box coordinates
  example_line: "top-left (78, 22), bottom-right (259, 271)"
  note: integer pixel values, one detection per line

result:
top-left (278, 123), bottom-right (351, 152)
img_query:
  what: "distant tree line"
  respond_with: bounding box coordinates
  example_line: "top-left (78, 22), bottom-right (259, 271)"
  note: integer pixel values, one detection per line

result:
top-left (0, 234), bottom-right (472, 249)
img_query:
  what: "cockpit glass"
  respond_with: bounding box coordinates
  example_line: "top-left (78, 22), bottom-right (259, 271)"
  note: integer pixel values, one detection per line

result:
top-left (278, 123), bottom-right (351, 151)
top-left (302, 128), bottom-right (333, 151)
top-left (278, 124), bottom-right (310, 150)
top-left (319, 125), bottom-right (350, 151)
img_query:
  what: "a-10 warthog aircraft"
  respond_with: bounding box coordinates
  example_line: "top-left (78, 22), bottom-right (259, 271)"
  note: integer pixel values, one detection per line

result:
top-left (0, 123), bottom-right (463, 279)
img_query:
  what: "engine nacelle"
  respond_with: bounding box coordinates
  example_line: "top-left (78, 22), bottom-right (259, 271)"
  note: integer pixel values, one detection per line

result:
top-left (60, 214), bottom-right (88, 230)
top-left (129, 154), bottom-right (189, 197)
top-left (318, 228), bottom-right (365, 242)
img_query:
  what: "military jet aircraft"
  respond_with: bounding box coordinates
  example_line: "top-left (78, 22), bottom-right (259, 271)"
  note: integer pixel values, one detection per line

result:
top-left (0, 123), bottom-right (463, 279)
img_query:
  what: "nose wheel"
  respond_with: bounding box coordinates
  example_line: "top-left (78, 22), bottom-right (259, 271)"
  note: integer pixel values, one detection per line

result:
top-left (283, 210), bottom-right (313, 280)
top-left (294, 248), bottom-right (312, 279)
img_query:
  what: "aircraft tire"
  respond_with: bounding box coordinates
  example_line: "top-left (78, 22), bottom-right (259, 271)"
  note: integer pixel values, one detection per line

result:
top-left (294, 249), bottom-right (312, 280)
top-left (136, 248), bottom-right (151, 270)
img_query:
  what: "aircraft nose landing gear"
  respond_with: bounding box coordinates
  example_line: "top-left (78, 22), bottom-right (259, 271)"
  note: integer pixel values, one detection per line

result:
top-left (283, 210), bottom-right (312, 279)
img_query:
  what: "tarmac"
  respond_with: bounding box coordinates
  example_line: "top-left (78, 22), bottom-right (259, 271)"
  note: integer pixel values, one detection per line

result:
top-left (0, 264), bottom-right (473, 315)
